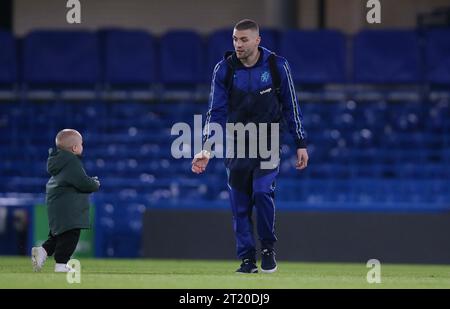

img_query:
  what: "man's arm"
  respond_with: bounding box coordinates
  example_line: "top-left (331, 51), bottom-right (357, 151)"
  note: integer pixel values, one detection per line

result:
top-left (278, 58), bottom-right (309, 170)
top-left (202, 60), bottom-right (228, 153)
top-left (192, 61), bottom-right (228, 174)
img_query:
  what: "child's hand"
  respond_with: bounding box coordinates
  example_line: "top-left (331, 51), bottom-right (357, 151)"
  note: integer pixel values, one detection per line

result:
top-left (92, 176), bottom-right (100, 186)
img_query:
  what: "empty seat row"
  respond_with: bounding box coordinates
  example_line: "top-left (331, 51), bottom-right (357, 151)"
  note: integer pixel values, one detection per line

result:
top-left (1, 28), bottom-right (450, 86)
top-left (0, 99), bottom-right (448, 211)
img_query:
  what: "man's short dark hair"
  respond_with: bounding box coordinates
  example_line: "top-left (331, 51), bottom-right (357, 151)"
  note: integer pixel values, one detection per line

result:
top-left (234, 19), bottom-right (259, 32)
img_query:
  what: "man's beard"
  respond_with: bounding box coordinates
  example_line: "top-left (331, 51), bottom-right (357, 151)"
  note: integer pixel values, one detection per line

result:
top-left (236, 50), bottom-right (250, 59)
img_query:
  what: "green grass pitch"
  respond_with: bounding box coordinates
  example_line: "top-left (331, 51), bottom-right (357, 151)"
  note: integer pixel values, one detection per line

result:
top-left (0, 256), bottom-right (449, 288)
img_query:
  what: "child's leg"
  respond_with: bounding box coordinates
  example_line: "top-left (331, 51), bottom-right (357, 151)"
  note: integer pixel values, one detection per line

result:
top-left (41, 231), bottom-right (57, 256)
top-left (54, 229), bottom-right (81, 264)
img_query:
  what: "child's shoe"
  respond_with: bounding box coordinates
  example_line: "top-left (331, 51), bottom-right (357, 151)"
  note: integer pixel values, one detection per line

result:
top-left (54, 263), bottom-right (74, 273)
top-left (31, 247), bottom-right (47, 272)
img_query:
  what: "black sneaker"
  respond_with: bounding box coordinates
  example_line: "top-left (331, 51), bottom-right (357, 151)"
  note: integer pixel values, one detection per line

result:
top-left (261, 249), bottom-right (277, 273)
top-left (236, 258), bottom-right (258, 273)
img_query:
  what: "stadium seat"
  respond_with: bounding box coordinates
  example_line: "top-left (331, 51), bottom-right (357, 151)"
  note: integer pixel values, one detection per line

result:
top-left (280, 30), bottom-right (347, 84)
top-left (23, 30), bottom-right (99, 85)
top-left (259, 29), bottom-right (279, 54)
top-left (103, 29), bottom-right (157, 86)
top-left (206, 29), bottom-right (233, 79)
top-left (424, 28), bottom-right (450, 84)
top-left (159, 30), bottom-right (204, 84)
top-left (353, 30), bottom-right (421, 83)
top-left (0, 30), bottom-right (17, 85)
top-left (1, 29), bottom-right (449, 214)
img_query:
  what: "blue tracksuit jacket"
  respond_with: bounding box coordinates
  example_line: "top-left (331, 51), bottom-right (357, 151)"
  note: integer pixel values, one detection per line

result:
top-left (203, 46), bottom-right (307, 150)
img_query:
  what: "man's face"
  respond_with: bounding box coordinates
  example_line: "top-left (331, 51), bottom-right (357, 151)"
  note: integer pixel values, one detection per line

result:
top-left (233, 28), bottom-right (261, 60)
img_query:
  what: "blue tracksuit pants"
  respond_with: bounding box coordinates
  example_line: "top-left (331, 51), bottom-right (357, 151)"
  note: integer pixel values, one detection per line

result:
top-left (226, 158), bottom-right (278, 260)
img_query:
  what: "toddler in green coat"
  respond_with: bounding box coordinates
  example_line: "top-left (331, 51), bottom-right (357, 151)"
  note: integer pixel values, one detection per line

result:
top-left (31, 129), bottom-right (100, 272)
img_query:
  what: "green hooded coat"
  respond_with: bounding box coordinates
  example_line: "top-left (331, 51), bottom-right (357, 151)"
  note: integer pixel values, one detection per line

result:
top-left (45, 148), bottom-right (99, 235)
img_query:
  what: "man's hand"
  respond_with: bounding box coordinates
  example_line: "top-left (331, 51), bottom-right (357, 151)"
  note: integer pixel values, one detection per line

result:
top-left (296, 148), bottom-right (309, 170)
top-left (191, 150), bottom-right (211, 174)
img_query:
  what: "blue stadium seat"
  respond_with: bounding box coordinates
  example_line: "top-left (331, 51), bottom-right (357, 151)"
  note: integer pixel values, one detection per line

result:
top-left (103, 29), bottom-right (157, 85)
top-left (23, 30), bottom-right (99, 85)
top-left (280, 30), bottom-right (346, 84)
top-left (159, 30), bottom-right (204, 84)
top-left (353, 30), bottom-right (421, 83)
top-left (0, 30), bottom-right (17, 85)
top-left (0, 80), bottom-right (449, 212)
top-left (425, 28), bottom-right (450, 84)
top-left (207, 29), bottom-right (233, 79)
top-left (260, 29), bottom-right (279, 53)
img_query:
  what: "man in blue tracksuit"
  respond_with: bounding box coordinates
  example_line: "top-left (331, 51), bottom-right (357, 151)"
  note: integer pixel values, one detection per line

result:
top-left (192, 19), bottom-right (308, 273)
